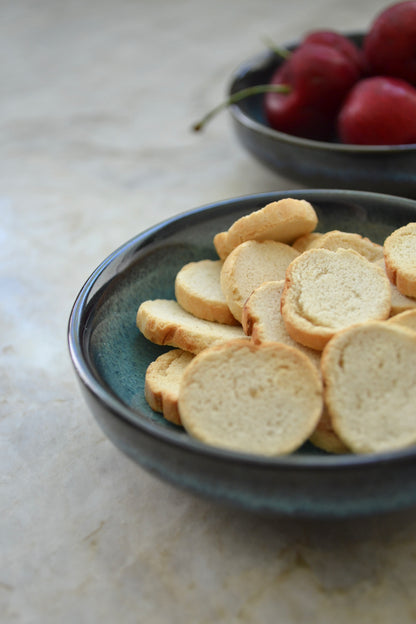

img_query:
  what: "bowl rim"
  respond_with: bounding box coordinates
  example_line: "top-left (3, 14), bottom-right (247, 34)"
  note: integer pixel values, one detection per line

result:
top-left (227, 41), bottom-right (416, 153)
top-left (68, 189), bottom-right (416, 472)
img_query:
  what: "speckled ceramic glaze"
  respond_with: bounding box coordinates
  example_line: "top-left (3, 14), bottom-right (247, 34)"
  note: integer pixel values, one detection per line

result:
top-left (228, 35), bottom-right (416, 198)
top-left (68, 190), bottom-right (416, 518)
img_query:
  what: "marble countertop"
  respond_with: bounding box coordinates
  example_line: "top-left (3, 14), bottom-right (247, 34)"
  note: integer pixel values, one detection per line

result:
top-left (3, 1), bottom-right (416, 622)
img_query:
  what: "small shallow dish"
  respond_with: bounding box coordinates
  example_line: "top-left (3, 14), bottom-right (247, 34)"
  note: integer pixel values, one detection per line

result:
top-left (68, 189), bottom-right (416, 519)
top-left (228, 34), bottom-right (416, 198)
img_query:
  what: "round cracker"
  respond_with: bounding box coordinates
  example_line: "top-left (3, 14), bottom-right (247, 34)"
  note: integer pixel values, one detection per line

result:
top-left (178, 339), bottom-right (323, 456)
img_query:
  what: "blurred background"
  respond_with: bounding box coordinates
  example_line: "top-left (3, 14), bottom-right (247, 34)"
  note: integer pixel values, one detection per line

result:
top-left (3, 1), bottom-right (416, 623)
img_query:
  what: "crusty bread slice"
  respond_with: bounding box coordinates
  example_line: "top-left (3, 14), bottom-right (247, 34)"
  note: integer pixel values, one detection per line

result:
top-left (387, 309), bottom-right (416, 332)
top-left (241, 279), bottom-right (321, 368)
top-left (136, 299), bottom-right (246, 354)
top-left (281, 248), bottom-right (391, 351)
top-left (213, 198), bottom-right (318, 260)
top-left (241, 279), bottom-right (286, 342)
top-left (384, 222), bottom-right (416, 298)
top-left (212, 231), bottom-right (230, 261)
top-left (145, 349), bottom-right (194, 425)
top-left (292, 232), bottom-right (322, 253)
top-left (241, 280), bottom-right (347, 453)
top-left (220, 240), bottom-right (299, 323)
top-left (175, 259), bottom-right (237, 325)
top-left (374, 258), bottom-right (416, 316)
top-left (309, 409), bottom-right (350, 454)
top-left (321, 321), bottom-right (416, 454)
top-left (308, 229), bottom-right (384, 262)
top-left (178, 339), bottom-right (323, 456)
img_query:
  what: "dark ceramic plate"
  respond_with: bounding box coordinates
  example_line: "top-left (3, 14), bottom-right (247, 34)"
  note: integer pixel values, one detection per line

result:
top-left (68, 190), bottom-right (416, 519)
top-left (228, 34), bottom-right (416, 198)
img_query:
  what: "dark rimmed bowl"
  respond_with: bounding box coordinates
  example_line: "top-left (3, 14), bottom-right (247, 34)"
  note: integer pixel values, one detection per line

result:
top-left (228, 34), bottom-right (416, 198)
top-left (68, 189), bottom-right (416, 519)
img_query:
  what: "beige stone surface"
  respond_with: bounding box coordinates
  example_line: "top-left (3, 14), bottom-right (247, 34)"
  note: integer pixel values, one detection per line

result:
top-left (2, 0), bottom-right (416, 622)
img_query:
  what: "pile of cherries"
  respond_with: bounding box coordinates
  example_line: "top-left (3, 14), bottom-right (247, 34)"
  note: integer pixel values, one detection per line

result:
top-left (264, 1), bottom-right (416, 145)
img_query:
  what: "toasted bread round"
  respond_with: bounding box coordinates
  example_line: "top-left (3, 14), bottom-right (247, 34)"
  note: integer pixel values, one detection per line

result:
top-left (375, 258), bottom-right (416, 316)
top-left (309, 410), bottom-right (350, 455)
top-left (384, 223), bottom-right (416, 298)
top-left (321, 321), bottom-right (416, 454)
top-left (292, 232), bottom-right (322, 253)
top-left (136, 299), bottom-right (246, 354)
top-left (387, 309), bottom-right (416, 332)
top-left (241, 279), bottom-right (285, 342)
top-left (178, 339), bottom-right (323, 456)
top-left (308, 229), bottom-right (384, 262)
top-left (241, 279), bottom-right (321, 368)
top-left (220, 240), bottom-right (299, 323)
top-left (175, 259), bottom-right (237, 325)
top-left (281, 248), bottom-right (391, 351)
top-left (145, 349), bottom-right (194, 425)
top-left (241, 280), bottom-right (345, 453)
top-left (213, 231), bottom-right (230, 261)
top-left (213, 198), bottom-right (318, 260)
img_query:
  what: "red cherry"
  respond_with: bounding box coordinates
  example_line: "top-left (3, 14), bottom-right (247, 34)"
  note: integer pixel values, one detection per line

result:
top-left (363, 1), bottom-right (416, 86)
top-left (337, 76), bottom-right (416, 145)
top-left (302, 30), bottom-right (367, 75)
top-left (264, 63), bottom-right (333, 140)
top-left (264, 43), bottom-right (360, 140)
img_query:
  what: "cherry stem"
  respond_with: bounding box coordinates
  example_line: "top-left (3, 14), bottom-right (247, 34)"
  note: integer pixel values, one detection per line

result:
top-left (262, 37), bottom-right (291, 60)
top-left (192, 84), bottom-right (291, 132)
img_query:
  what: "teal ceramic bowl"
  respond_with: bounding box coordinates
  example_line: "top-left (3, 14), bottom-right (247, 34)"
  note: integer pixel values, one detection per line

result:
top-left (228, 35), bottom-right (416, 198)
top-left (68, 190), bottom-right (416, 519)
